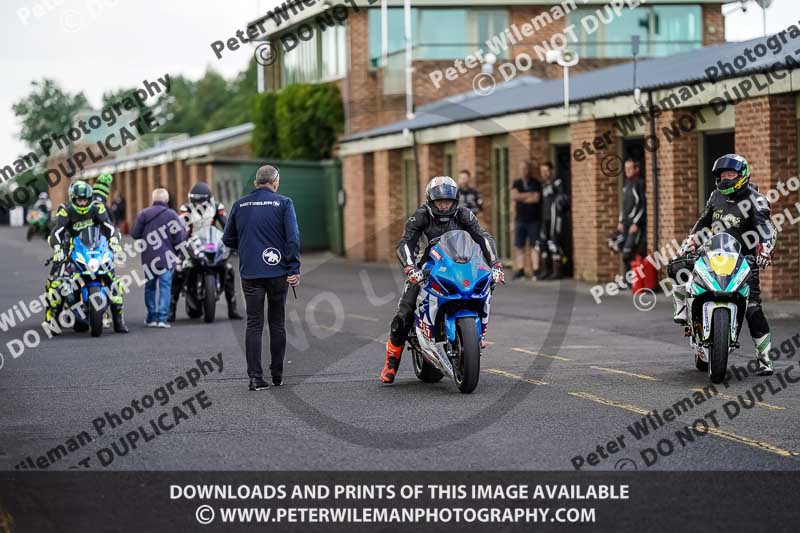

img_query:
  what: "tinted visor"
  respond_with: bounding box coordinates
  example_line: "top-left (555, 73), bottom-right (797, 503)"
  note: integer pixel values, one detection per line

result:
top-left (428, 183), bottom-right (458, 201)
top-left (74, 197), bottom-right (90, 207)
top-left (712, 155), bottom-right (745, 177)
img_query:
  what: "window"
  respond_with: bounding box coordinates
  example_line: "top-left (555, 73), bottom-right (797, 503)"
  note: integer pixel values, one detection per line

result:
top-left (281, 23), bottom-right (347, 86)
top-left (368, 8), bottom-right (509, 67)
top-left (567, 5), bottom-right (702, 58)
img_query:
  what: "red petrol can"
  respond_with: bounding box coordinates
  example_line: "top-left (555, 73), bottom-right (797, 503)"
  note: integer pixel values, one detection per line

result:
top-left (630, 254), bottom-right (658, 294)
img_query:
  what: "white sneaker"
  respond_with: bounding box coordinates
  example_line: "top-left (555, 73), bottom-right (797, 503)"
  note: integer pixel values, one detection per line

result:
top-left (157, 322), bottom-right (171, 329)
top-left (145, 321), bottom-right (158, 328)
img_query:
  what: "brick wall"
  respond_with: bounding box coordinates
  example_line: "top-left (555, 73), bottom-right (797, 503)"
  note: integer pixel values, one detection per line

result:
top-left (702, 4), bottom-right (725, 46)
top-left (645, 109), bottom-right (700, 259)
top-left (456, 136), bottom-right (492, 227)
top-left (417, 143), bottom-right (444, 195)
top-left (570, 118), bottom-right (618, 283)
top-left (735, 95), bottom-right (800, 300)
top-left (342, 152), bottom-right (375, 261)
top-left (373, 149), bottom-right (405, 262)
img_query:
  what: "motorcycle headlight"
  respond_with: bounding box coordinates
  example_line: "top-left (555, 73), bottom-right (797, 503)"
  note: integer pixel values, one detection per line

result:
top-left (708, 253), bottom-right (736, 276)
top-left (88, 258), bottom-right (101, 272)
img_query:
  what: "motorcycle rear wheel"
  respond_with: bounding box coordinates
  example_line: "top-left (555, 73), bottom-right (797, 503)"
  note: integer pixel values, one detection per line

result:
top-left (454, 318), bottom-right (480, 394)
top-left (412, 347), bottom-right (444, 383)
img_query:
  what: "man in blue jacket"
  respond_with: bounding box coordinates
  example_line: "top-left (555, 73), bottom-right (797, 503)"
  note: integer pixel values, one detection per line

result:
top-left (223, 165), bottom-right (301, 391)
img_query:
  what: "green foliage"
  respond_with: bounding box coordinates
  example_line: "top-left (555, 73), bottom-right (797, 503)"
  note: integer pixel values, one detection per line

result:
top-left (12, 79), bottom-right (89, 153)
top-left (251, 92), bottom-right (279, 159)
top-left (272, 83), bottom-right (344, 160)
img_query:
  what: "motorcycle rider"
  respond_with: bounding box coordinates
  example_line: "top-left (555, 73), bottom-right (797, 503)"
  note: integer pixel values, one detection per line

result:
top-left (380, 176), bottom-right (504, 384)
top-left (617, 158), bottom-right (646, 272)
top-left (675, 154), bottom-right (776, 375)
top-left (92, 173), bottom-right (114, 220)
top-left (540, 175), bottom-right (571, 280)
top-left (27, 192), bottom-right (52, 240)
top-left (47, 180), bottom-right (129, 333)
top-left (169, 182), bottom-right (242, 321)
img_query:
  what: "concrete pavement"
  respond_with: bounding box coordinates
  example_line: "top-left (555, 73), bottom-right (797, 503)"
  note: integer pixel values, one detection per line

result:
top-left (2, 227), bottom-right (800, 471)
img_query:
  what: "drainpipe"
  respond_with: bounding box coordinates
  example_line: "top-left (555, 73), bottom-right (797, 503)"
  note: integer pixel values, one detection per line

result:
top-left (404, 0), bottom-right (414, 119)
top-left (647, 90), bottom-right (659, 254)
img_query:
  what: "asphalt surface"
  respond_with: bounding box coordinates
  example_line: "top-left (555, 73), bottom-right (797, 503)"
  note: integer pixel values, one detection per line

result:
top-left (2, 226), bottom-right (800, 471)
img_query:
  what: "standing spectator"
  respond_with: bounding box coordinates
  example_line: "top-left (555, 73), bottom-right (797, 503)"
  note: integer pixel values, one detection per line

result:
top-left (617, 158), bottom-right (646, 272)
top-left (223, 165), bottom-right (301, 391)
top-left (457, 170), bottom-right (482, 216)
top-left (111, 195), bottom-right (127, 234)
top-left (131, 188), bottom-right (186, 329)
top-left (510, 161), bottom-right (542, 280)
top-left (537, 162), bottom-right (555, 279)
top-left (540, 173), bottom-right (571, 280)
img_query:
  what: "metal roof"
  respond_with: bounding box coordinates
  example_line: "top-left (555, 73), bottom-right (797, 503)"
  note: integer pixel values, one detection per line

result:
top-left (80, 123), bottom-right (254, 178)
top-left (343, 31), bottom-right (800, 142)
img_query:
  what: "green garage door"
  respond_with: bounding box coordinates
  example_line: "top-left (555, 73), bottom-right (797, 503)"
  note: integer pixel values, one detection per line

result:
top-left (237, 159), bottom-right (343, 254)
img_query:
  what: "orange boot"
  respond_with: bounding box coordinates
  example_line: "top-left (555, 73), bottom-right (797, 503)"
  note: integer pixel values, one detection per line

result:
top-left (380, 340), bottom-right (404, 384)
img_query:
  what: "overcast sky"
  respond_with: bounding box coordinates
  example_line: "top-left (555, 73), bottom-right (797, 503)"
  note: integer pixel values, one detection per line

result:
top-left (2, 0), bottom-right (799, 165)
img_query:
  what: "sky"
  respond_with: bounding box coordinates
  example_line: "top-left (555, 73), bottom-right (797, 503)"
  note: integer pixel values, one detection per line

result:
top-left (2, 0), bottom-right (799, 165)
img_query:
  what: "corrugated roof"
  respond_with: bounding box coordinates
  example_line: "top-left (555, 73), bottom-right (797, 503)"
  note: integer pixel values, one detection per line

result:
top-left (343, 31), bottom-right (800, 142)
top-left (92, 122), bottom-right (254, 168)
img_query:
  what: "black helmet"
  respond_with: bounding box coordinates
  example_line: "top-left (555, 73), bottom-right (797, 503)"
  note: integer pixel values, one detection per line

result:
top-left (425, 176), bottom-right (459, 222)
top-left (188, 182), bottom-right (212, 205)
top-left (712, 154), bottom-right (750, 196)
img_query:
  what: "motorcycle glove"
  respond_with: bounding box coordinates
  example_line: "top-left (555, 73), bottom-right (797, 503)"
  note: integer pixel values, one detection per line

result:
top-left (403, 266), bottom-right (424, 286)
top-left (109, 237), bottom-right (123, 255)
top-left (491, 262), bottom-right (505, 285)
top-left (756, 243), bottom-right (772, 268)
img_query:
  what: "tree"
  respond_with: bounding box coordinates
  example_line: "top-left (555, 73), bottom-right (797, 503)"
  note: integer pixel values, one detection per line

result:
top-left (12, 79), bottom-right (89, 155)
top-left (205, 58), bottom-right (258, 133)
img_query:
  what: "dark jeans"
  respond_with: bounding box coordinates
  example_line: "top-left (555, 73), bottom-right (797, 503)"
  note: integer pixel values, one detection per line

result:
top-left (241, 276), bottom-right (288, 379)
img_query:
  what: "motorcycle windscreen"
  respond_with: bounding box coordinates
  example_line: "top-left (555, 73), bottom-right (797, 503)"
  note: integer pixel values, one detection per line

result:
top-left (436, 230), bottom-right (482, 264)
top-left (704, 233), bottom-right (740, 276)
top-left (198, 226), bottom-right (224, 252)
top-left (78, 226), bottom-right (102, 249)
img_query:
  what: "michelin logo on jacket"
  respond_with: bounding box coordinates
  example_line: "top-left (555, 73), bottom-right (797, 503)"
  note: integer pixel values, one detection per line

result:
top-left (222, 187), bottom-right (300, 279)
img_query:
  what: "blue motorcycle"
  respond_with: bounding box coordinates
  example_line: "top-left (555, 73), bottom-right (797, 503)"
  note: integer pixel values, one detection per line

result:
top-left (69, 227), bottom-right (116, 337)
top-left (409, 230), bottom-right (494, 394)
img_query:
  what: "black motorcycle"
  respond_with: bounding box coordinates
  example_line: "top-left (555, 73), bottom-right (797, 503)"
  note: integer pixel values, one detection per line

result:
top-left (180, 226), bottom-right (230, 323)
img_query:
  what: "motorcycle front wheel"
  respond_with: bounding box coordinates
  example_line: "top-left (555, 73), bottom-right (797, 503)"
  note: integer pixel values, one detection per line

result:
top-left (87, 286), bottom-right (104, 338)
top-left (709, 308), bottom-right (730, 383)
top-left (203, 273), bottom-right (217, 323)
top-left (454, 318), bottom-right (480, 394)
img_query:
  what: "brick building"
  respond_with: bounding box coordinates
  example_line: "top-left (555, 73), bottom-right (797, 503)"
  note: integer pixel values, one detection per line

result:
top-left (337, 32), bottom-right (800, 300)
top-left (242, 1), bottom-right (800, 301)
top-left (250, 1), bottom-right (726, 135)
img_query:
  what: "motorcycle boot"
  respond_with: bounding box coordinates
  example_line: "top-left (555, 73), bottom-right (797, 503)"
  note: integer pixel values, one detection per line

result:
top-left (380, 340), bottom-right (403, 384)
top-left (672, 283), bottom-right (688, 325)
top-left (754, 333), bottom-right (773, 376)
